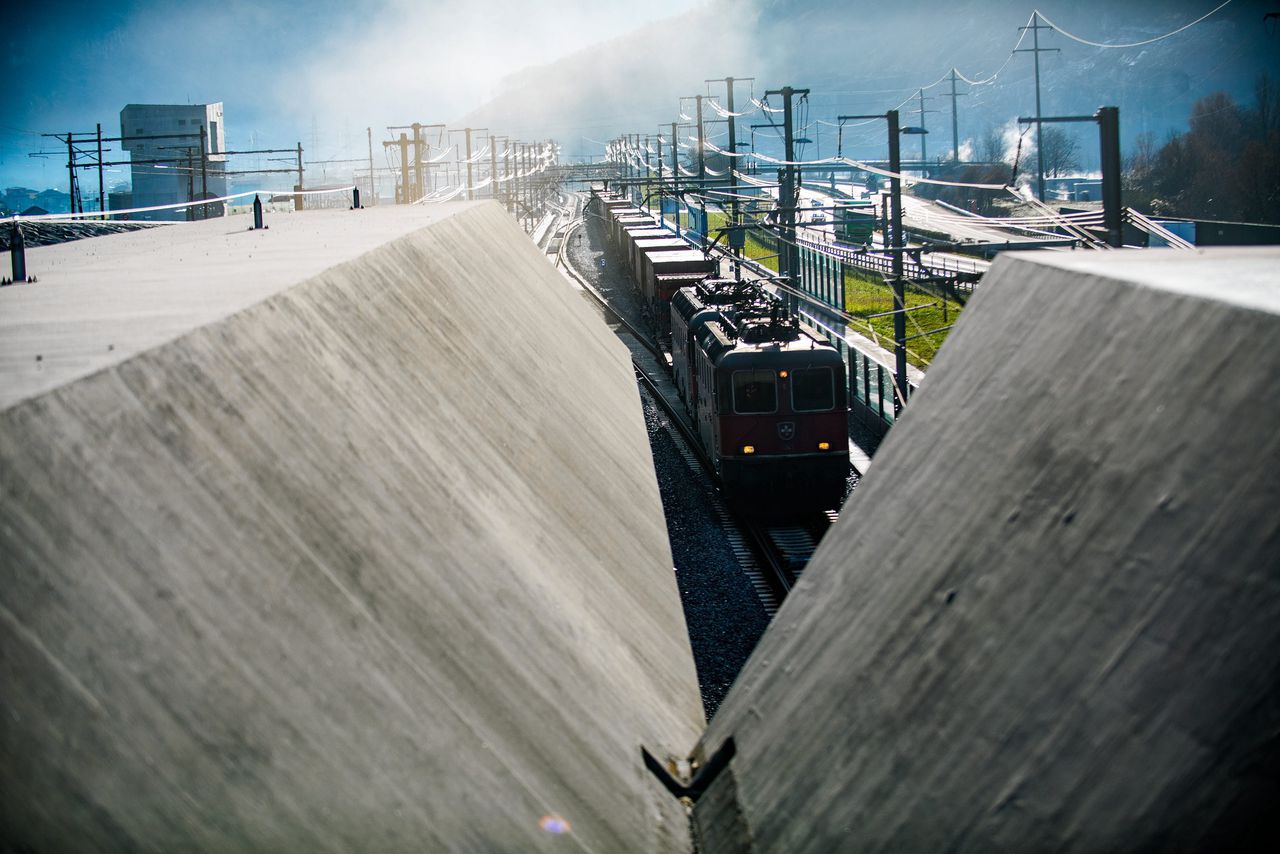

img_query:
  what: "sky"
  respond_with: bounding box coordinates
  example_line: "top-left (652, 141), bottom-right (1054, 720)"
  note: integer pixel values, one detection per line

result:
top-left (3, 0), bottom-right (1273, 194)
top-left (0, 0), bottom-right (704, 191)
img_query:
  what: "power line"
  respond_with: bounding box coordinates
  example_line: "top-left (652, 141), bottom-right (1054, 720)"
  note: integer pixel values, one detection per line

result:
top-left (1035, 1), bottom-right (1234, 49)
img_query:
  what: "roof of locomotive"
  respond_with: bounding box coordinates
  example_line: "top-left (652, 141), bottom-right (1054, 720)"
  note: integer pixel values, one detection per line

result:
top-left (715, 336), bottom-right (844, 368)
top-left (697, 317), bottom-right (844, 369)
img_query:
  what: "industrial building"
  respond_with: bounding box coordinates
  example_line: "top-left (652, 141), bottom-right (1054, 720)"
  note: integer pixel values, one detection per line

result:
top-left (120, 103), bottom-right (227, 221)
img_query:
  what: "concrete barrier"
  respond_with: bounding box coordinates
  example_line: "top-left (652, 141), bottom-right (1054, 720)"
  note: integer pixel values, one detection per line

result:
top-left (0, 202), bottom-right (703, 851)
top-left (693, 247), bottom-right (1280, 852)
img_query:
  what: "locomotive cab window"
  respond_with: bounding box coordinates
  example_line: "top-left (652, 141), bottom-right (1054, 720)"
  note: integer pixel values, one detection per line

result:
top-left (733, 370), bottom-right (777, 414)
top-left (791, 367), bottom-right (835, 411)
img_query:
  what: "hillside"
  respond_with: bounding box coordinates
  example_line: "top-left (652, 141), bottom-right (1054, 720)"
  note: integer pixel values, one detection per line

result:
top-left (459, 0), bottom-right (1278, 165)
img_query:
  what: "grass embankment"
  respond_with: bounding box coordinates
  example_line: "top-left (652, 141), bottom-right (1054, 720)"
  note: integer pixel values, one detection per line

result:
top-left (842, 266), bottom-right (961, 369)
top-left (706, 210), bottom-right (779, 272)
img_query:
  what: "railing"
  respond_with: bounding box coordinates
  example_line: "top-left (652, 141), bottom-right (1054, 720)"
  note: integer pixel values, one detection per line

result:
top-left (797, 235), bottom-right (987, 285)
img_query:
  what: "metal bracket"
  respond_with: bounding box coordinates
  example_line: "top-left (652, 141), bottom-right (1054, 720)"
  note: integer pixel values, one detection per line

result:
top-left (642, 737), bottom-right (737, 803)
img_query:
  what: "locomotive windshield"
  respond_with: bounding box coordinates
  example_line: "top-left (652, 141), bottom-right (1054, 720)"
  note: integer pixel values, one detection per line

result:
top-left (733, 370), bottom-right (778, 414)
top-left (791, 367), bottom-right (835, 411)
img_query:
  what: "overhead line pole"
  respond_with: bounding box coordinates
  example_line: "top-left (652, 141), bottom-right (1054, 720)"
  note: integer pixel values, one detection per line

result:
top-left (765, 85), bottom-right (808, 303)
top-left (1018, 108), bottom-right (1123, 247)
top-left (505, 143), bottom-right (513, 213)
top-left (96, 123), bottom-right (105, 218)
top-left (944, 69), bottom-right (967, 162)
top-left (1015, 12), bottom-right (1060, 201)
top-left (66, 133), bottom-right (77, 214)
top-left (707, 75), bottom-right (753, 266)
top-left (295, 143), bottom-right (305, 210)
top-left (490, 135), bottom-right (498, 200)
top-left (914, 89), bottom-right (937, 171)
top-left (656, 127), bottom-right (665, 221)
top-left (670, 122), bottom-right (680, 237)
top-left (199, 125), bottom-right (208, 219)
top-left (696, 95), bottom-right (706, 180)
top-left (839, 110), bottom-right (908, 414)
top-left (465, 128), bottom-right (473, 200)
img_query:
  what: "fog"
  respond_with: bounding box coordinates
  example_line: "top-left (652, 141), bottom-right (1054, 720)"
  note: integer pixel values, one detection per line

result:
top-left (0, 0), bottom-right (701, 190)
top-left (3, 0), bottom-right (1274, 192)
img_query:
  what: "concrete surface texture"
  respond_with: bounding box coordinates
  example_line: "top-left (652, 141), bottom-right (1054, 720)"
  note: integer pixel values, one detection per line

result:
top-left (0, 202), bottom-right (703, 851)
top-left (694, 247), bottom-right (1280, 852)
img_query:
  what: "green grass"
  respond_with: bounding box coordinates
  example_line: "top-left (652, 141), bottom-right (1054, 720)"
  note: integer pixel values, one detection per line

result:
top-left (706, 210), bottom-right (779, 271)
top-left (842, 266), bottom-right (961, 368)
top-left (696, 211), bottom-right (961, 367)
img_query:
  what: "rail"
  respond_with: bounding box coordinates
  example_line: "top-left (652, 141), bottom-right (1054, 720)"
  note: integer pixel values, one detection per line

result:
top-left (557, 208), bottom-right (798, 603)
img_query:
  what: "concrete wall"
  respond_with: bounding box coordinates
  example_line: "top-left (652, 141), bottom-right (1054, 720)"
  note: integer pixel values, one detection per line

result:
top-left (694, 248), bottom-right (1280, 852)
top-left (0, 202), bottom-right (703, 851)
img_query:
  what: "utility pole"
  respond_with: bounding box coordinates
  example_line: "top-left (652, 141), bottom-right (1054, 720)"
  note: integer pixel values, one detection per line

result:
top-left (695, 94), bottom-right (706, 180)
top-left (887, 108), bottom-right (907, 413)
top-left (670, 122), bottom-right (680, 237)
top-left (65, 133), bottom-right (78, 214)
top-left (185, 148), bottom-right (195, 221)
top-left (633, 134), bottom-right (641, 204)
top-left (295, 142), bottom-right (305, 211)
top-left (614, 137), bottom-right (624, 199)
top-left (707, 76), bottom-right (752, 263)
top-left (96, 124), bottom-right (105, 218)
top-left (1015, 12), bottom-right (1059, 201)
top-left (643, 134), bottom-right (652, 213)
top-left (913, 89), bottom-right (935, 167)
top-left (412, 123), bottom-right (423, 202)
top-left (765, 85), bottom-right (809, 298)
top-left (383, 133), bottom-right (410, 202)
top-left (367, 127), bottom-right (375, 204)
top-left (489, 134), bottom-right (498, 200)
top-left (464, 128), bottom-right (473, 201)
top-left (505, 143), bottom-right (513, 213)
top-left (839, 110), bottom-right (908, 412)
top-left (1097, 107), bottom-right (1122, 248)
top-left (1017, 107), bottom-right (1123, 247)
top-left (199, 125), bottom-right (208, 220)
top-left (944, 69), bottom-right (967, 162)
top-left (453, 126), bottom-right (486, 203)
top-left (399, 134), bottom-right (409, 202)
top-left (655, 127), bottom-right (664, 219)
top-left (387, 123), bottom-right (444, 203)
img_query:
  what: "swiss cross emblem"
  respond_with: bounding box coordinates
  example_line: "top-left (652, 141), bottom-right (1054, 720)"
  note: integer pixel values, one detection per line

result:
top-left (778, 422), bottom-right (796, 441)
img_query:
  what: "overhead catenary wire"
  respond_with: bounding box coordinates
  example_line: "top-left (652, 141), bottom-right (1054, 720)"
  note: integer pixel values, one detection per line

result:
top-left (1035, 1), bottom-right (1233, 49)
top-left (706, 99), bottom-right (757, 118)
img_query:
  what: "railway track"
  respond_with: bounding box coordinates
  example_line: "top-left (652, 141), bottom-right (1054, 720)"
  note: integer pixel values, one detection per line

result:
top-left (556, 208), bottom-right (836, 609)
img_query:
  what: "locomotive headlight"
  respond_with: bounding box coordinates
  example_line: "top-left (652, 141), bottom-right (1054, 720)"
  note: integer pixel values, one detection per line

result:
top-left (779, 370), bottom-right (789, 379)
top-left (742, 445), bottom-right (756, 455)
top-left (818, 441), bottom-right (831, 451)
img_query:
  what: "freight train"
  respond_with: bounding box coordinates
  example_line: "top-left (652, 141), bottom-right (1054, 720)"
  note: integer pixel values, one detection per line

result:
top-left (593, 191), bottom-right (850, 513)
top-left (672, 280), bottom-right (849, 512)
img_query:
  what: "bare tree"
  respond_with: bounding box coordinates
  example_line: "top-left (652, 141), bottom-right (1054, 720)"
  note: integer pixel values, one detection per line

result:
top-left (975, 127), bottom-right (1005, 163)
top-left (1040, 127), bottom-right (1080, 177)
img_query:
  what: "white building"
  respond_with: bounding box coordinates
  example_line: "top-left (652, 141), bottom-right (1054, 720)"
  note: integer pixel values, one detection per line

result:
top-left (120, 103), bottom-right (227, 221)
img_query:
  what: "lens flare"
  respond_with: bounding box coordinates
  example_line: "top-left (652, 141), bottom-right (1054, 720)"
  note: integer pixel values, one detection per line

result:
top-left (539, 814), bottom-right (571, 834)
